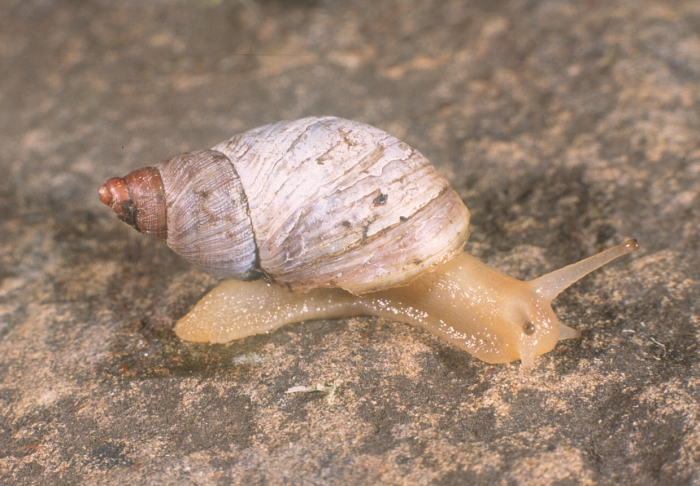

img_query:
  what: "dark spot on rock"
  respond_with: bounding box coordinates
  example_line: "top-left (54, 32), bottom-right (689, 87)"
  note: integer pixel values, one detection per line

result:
top-left (93, 441), bottom-right (132, 469)
top-left (413, 258), bottom-right (422, 265)
top-left (400, 216), bottom-right (408, 222)
top-left (198, 189), bottom-right (211, 200)
top-left (342, 220), bottom-right (352, 228)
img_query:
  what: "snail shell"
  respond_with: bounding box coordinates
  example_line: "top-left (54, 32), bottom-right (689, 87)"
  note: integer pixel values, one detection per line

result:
top-left (99, 117), bottom-right (470, 294)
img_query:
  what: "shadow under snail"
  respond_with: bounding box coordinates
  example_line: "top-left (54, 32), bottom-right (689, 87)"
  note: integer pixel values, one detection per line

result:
top-left (99, 116), bottom-right (639, 369)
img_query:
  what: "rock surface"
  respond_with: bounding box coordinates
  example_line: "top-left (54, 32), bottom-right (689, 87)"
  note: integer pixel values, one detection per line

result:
top-left (1, 0), bottom-right (698, 484)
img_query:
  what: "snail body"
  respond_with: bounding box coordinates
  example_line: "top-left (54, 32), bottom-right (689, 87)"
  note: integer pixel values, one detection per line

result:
top-left (175, 242), bottom-right (638, 369)
top-left (100, 116), bottom-right (639, 369)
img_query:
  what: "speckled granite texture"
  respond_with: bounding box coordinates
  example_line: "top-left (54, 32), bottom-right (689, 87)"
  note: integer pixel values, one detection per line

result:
top-left (1, 0), bottom-right (699, 484)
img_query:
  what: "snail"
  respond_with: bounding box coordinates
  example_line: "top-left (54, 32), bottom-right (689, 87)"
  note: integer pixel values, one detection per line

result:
top-left (99, 116), bottom-right (639, 369)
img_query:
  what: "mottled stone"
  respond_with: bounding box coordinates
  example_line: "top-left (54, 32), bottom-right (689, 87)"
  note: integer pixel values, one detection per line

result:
top-left (0, 0), bottom-right (698, 484)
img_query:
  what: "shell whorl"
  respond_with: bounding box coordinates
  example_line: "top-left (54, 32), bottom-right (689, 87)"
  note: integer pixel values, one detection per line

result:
top-left (155, 150), bottom-right (258, 279)
top-left (213, 116), bottom-right (470, 293)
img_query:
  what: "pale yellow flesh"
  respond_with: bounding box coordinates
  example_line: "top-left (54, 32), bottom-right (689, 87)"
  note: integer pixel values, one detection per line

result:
top-left (176, 241), bottom-right (639, 369)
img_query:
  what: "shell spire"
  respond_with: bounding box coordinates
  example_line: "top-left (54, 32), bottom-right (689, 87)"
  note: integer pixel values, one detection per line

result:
top-left (98, 167), bottom-right (168, 240)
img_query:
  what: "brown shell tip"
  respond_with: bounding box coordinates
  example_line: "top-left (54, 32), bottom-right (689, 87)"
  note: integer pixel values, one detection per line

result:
top-left (99, 169), bottom-right (167, 240)
top-left (98, 177), bottom-right (131, 215)
top-left (98, 183), bottom-right (112, 205)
